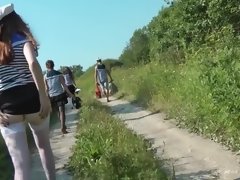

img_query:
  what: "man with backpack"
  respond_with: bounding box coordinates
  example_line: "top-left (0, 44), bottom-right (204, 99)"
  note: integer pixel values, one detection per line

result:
top-left (94, 58), bottom-right (113, 102)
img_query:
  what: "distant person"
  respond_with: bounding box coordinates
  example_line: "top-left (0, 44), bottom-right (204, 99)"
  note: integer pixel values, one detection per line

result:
top-left (44, 60), bottom-right (75, 134)
top-left (63, 67), bottom-right (76, 106)
top-left (95, 59), bottom-right (113, 102)
top-left (0, 4), bottom-right (55, 180)
top-left (63, 67), bottom-right (76, 94)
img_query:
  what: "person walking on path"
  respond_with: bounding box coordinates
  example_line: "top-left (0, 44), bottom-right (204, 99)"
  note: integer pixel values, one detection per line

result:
top-left (44, 60), bottom-right (75, 134)
top-left (63, 67), bottom-right (76, 106)
top-left (95, 58), bottom-right (113, 102)
top-left (0, 4), bottom-right (55, 180)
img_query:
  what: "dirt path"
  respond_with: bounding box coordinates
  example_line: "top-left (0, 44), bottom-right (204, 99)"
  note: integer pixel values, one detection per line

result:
top-left (30, 102), bottom-right (78, 180)
top-left (99, 97), bottom-right (240, 180)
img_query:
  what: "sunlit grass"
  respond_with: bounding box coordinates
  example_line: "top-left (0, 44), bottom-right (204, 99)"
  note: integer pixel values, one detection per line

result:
top-left (68, 99), bottom-right (167, 179)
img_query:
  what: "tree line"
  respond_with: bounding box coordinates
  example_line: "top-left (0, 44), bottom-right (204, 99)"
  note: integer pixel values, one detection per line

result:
top-left (116, 0), bottom-right (240, 150)
top-left (119, 0), bottom-right (240, 66)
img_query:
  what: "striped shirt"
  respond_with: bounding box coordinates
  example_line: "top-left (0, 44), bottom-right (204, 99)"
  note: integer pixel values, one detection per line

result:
top-left (0, 34), bottom-right (34, 92)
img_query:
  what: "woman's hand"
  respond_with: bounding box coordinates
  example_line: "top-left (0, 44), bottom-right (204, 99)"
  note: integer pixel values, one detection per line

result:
top-left (39, 94), bottom-right (51, 119)
top-left (24, 42), bottom-right (51, 119)
top-left (0, 111), bottom-right (9, 127)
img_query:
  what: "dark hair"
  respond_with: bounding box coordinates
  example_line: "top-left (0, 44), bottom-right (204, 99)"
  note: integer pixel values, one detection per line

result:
top-left (0, 11), bottom-right (38, 65)
top-left (63, 67), bottom-right (74, 81)
top-left (46, 60), bottom-right (54, 69)
top-left (96, 58), bottom-right (102, 63)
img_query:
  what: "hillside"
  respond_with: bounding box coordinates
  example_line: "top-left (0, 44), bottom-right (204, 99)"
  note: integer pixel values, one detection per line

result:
top-left (79, 0), bottom-right (240, 151)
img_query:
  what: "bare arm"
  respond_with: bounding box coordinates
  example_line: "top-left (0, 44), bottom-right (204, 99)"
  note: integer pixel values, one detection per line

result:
top-left (94, 67), bottom-right (98, 84)
top-left (24, 42), bottom-right (47, 96)
top-left (44, 77), bottom-right (49, 95)
top-left (23, 42), bottom-right (51, 118)
top-left (59, 75), bottom-right (75, 98)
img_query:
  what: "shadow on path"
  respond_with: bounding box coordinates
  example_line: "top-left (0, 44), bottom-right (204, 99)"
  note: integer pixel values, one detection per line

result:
top-left (123, 110), bottom-right (161, 121)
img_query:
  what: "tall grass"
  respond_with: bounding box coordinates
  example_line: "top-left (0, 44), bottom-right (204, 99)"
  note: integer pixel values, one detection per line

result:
top-left (112, 50), bottom-right (240, 151)
top-left (68, 99), bottom-right (167, 179)
top-left (67, 66), bottom-right (169, 179)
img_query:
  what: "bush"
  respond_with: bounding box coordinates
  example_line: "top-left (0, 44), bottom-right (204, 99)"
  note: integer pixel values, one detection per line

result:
top-left (68, 100), bottom-right (167, 179)
top-left (113, 41), bottom-right (240, 150)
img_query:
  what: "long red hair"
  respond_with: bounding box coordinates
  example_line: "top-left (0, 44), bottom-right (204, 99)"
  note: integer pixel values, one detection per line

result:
top-left (0, 11), bottom-right (38, 65)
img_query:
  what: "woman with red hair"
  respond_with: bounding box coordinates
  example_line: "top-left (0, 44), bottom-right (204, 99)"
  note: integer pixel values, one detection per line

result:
top-left (0, 4), bottom-right (55, 180)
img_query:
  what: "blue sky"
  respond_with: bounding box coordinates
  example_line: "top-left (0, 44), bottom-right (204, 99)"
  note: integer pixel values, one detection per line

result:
top-left (1, 1), bottom-right (164, 70)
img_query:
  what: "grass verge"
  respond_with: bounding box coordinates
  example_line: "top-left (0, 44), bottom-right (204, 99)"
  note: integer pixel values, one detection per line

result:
top-left (68, 99), bottom-right (167, 179)
top-left (111, 58), bottom-right (240, 151)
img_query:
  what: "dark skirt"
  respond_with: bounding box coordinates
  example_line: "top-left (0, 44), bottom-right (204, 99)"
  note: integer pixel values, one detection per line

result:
top-left (0, 83), bottom-right (40, 115)
top-left (49, 92), bottom-right (68, 107)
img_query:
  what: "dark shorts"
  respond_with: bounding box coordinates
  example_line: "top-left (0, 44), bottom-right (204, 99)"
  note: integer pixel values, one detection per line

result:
top-left (67, 85), bottom-right (75, 95)
top-left (0, 83), bottom-right (40, 115)
top-left (50, 93), bottom-right (68, 108)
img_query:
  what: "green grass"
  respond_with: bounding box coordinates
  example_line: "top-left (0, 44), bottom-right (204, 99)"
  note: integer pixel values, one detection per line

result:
top-left (110, 56), bottom-right (240, 151)
top-left (67, 65), bottom-right (168, 179)
top-left (68, 99), bottom-right (167, 180)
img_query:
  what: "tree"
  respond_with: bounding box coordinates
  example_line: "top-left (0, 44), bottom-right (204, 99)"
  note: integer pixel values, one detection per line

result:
top-left (60, 65), bottom-right (84, 77)
top-left (119, 27), bottom-right (150, 66)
